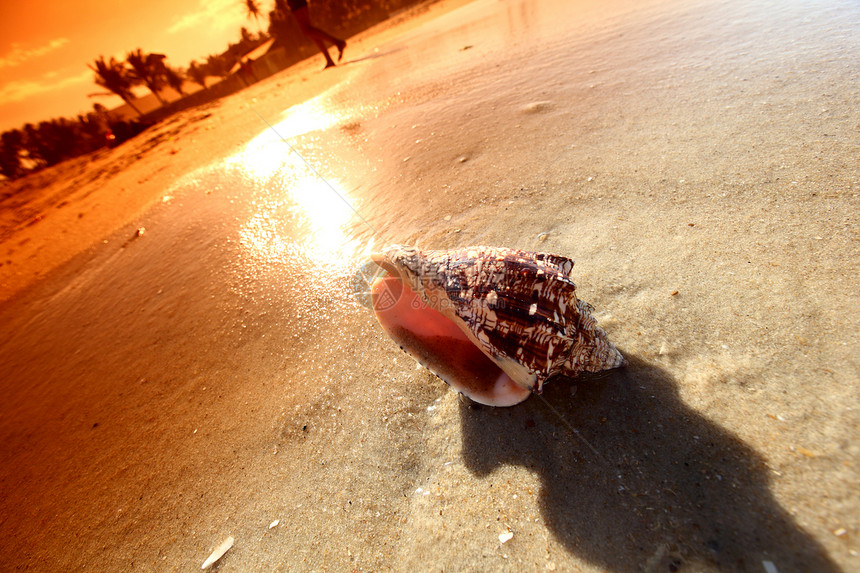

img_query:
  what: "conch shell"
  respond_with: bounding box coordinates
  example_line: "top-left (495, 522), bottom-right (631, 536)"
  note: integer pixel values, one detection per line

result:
top-left (370, 245), bottom-right (626, 406)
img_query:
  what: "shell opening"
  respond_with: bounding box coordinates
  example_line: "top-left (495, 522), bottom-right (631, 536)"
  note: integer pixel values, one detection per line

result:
top-left (371, 275), bottom-right (532, 407)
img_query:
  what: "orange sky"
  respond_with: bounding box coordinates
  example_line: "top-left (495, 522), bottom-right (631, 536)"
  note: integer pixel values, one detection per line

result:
top-left (0, 0), bottom-right (273, 132)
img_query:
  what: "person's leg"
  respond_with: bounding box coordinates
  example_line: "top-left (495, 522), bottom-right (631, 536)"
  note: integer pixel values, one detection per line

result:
top-left (292, 7), bottom-right (345, 66)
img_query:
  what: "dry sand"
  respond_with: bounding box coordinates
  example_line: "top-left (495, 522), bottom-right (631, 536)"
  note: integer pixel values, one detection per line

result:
top-left (0, 0), bottom-right (857, 571)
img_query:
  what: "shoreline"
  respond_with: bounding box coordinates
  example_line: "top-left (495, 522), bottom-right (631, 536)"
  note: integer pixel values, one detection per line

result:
top-left (0, 0), bottom-right (477, 306)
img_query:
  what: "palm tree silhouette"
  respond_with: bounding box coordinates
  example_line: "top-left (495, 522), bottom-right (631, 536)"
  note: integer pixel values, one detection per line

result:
top-left (204, 54), bottom-right (231, 79)
top-left (88, 56), bottom-right (143, 117)
top-left (243, 0), bottom-right (264, 34)
top-left (163, 65), bottom-right (187, 97)
top-left (186, 61), bottom-right (208, 90)
top-left (126, 49), bottom-right (168, 106)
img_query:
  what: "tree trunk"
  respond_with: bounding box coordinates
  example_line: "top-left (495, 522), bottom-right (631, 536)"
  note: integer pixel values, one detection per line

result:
top-left (122, 97), bottom-right (144, 117)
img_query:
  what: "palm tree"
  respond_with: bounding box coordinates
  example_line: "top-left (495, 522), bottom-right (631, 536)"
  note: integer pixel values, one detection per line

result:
top-left (205, 54), bottom-right (231, 79)
top-left (89, 56), bottom-right (143, 116)
top-left (163, 65), bottom-right (187, 96)
top-left (243, 0), bottom-right (264, 34)
top-left (187, 61), bottom-right (208, 90)
top-left (0, 129), bottom-right (24, 180)
top-left (126, 49), bottom-right (168, 106)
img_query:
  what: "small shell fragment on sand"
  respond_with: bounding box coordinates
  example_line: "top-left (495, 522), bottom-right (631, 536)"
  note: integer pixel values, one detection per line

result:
top-left (796, 446), bottom-right (818, 458)
top-left (499, 531), bottom-right (514, 544)
top-left (201, 536), bottom-right (234, 569)
top-left (269, 519), bottom-right (280, 529)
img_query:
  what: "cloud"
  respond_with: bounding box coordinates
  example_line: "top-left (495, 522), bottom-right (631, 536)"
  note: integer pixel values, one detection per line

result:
top-left (168, 0), bottom-right (250, 35)
top-left (0, 70), bottom-right (91, 104)
top-left (0, 38), bottom-right (71, 70)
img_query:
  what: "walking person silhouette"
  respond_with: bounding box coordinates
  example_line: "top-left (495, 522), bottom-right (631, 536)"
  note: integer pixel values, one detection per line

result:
top-left (279, 0), bottom-right (346, 69)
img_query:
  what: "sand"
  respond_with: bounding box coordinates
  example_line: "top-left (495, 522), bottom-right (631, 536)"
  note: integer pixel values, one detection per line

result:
top-left (0, 0), bottom-right (857, 571)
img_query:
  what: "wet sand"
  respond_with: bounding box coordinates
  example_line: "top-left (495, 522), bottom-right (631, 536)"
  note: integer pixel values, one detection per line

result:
top-left (0, 0), bottom-right (858, 570)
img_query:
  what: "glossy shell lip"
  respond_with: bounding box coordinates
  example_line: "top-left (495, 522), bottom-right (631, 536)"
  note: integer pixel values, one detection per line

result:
top-left (370, 252), bottom-right (398, 276)
top-left (371, 274), bottom-right (532, 407)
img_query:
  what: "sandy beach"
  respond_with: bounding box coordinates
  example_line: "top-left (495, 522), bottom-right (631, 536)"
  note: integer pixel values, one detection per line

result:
top-left (0, 0), bottom-right (857, 570)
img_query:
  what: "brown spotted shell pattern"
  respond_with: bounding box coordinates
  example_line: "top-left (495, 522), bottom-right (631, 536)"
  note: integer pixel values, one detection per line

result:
top-left (377, 245), bottom-right (626, 393)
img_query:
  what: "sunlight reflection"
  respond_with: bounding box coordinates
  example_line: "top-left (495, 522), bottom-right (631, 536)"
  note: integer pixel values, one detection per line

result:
top-left (231, 97), bottom-right (344, 180)
top-left (238, 170), bottom-right (364, 272)
top-left (228, 97), bottom-right (367, 295)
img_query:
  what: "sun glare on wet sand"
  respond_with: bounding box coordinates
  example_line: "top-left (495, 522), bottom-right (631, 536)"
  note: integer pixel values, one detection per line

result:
top-left (229, 98), bottom-right (367, 287)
